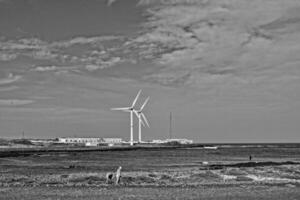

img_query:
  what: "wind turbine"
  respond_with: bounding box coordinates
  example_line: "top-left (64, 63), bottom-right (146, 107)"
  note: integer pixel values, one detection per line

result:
top-left (111, 90), bottom-right (141, 146)
top-left (134, 97), bottom-right (150, 143)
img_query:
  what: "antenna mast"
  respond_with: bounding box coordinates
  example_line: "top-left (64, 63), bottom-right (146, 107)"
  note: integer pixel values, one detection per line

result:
top-left (169, 112), bottom-right (172, 139)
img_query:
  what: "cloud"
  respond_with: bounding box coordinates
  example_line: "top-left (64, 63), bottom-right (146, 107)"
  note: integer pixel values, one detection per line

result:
top-left (0, 99), bottom-right (34, 106)
top-left (0, 35), bottom-right (122, 63)
top-left (0, 86), bottom-right (19, 92)
top-left (0, 38), bottom-right (55, 61)
top-left (106, 0), bottom-right (117, 6)
top-left (0, 38), bottom-right (47, 51)
top-left (0, 53), bottom-right (17, 61)
top-left (0, 73), bottom-right (21, 85)
top-left (85, 64), bottom-right (102, 71)
top-left (52, 36), bottom-right (122, 48)
top-left (129, 0), bottom-right (300, 89)
top-left (33, 66), bottom-right (58, 72)
top-left (137, 0), bottom-right (203, 6)
top-left (85, 57), bottom-right (122, 71)
top-left (30, 49), bottom-right (59, 60)
top-left (32, 65), bottom-right (80, 74)
top-left (0, 35), bottom-right (125, 75)
top-left (102, 56), bottom-right (121, 66)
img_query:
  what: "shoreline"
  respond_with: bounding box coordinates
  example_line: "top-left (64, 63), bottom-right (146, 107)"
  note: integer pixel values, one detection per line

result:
top-left (0, 145), bottom-right (186, 157)
top-left (0, 142), bottom-right (300, 157)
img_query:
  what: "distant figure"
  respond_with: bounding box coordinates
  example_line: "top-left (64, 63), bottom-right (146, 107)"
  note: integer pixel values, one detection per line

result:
top-left (115, 166), bottom-right (122, 185)
top-left (249, 155), bottom-right (252, 161)
top-left (106, 172), bottom-right (114, 184)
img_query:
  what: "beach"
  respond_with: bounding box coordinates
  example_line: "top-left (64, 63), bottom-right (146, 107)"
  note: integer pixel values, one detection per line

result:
top-left (0, 144), bottom-right (299, 199)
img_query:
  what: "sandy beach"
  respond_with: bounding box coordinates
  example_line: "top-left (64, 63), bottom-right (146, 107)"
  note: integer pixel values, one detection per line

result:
top-left (0, 144), bottom-right (299, 199)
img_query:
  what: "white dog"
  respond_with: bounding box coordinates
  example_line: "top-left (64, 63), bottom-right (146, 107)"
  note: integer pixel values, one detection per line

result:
top-left (106, 166), bottom-right (122, 185)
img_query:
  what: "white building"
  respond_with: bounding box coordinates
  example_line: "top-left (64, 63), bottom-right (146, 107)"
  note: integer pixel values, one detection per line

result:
top-left (152, 138), bottom-right (193, 144)
top-left (151, 139), bottom-right (166, 144)
top-left (57, 137), bottom-right (123, 146)
top-left (58, 137), bottom-right (102, 146)
top-left (102, 138), bottom-right (123, 144)
top-left (166, 138), bottom-right (193, 144)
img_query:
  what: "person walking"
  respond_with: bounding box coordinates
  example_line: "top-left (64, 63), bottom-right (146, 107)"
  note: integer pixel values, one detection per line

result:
top-left (115, 166), bottom-right (122, 185)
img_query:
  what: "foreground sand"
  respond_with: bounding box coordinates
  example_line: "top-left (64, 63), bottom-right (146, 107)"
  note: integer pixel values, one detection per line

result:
top-left (0, 146), bottom-right (299, 199)
top-left (1, 163), bottom-right (299, 199)
top-left (1, 185), bottom-right (300, 200)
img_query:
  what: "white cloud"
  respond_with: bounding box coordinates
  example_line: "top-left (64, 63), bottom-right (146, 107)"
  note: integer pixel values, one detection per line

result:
top-left (0, 38), bottom-right (47, 51)
top-left (30, 49), bottom-right (58, 60)
top-left (32, 65), bottom-right (79, 73)
top-left (85, 57), bottom-right (122, 71)
top-left (0, 38), bottom-right (56, 61)
top-left (33, 66), bottom-right (58, 72)
top-left (0, 73), bottom-right (21, 85)
top-left (0, 36), bottom-right (124, 72)
top-left (52, 36), bottom-right (122, 48)
top-left (0, 99), bottom-right (34, 106)
top-left (0, 53), bottom-right (17, 61)
top-left (130, 0), bottom-right (300, 89)
top-left (0, 36), bottom-right (121, 52)
top-left (85, 64), bottom-right (102, 71)
top-left (107, 0), bottom-right (117, 6)
top-left (102, 56), bottom-right (121, 66)
top-left (137, 0), bottom-right (203, 6)
top-left (0, 86), bottom-right (19, 92)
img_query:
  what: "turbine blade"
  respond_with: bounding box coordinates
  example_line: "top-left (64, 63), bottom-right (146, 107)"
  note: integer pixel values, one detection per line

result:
top-left (121, 110), bottom-right (131, 113)
top-left (141, 113), bottom-right (149, 127)
top-left (111, 107), bottom-right (130, 111)
top-left (141, 119), bottom-right (145, 127)
top-left (133, 110), bottom-right (145, 126)
top-left (131, 89), bottom-right (141, 108)
top-left (140, 97), bottom-right (150, 111)
top-left (133, 110), bottom-right (139, 118)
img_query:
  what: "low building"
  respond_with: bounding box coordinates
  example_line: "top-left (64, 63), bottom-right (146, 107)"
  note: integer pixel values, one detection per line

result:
top-left (165, 138), bottom-right (193, 144)
top-left (57, 137), bottom-right (102, 146)
top-left (152, 138), bottom-right (193, 144)
top-left (151, 139), bottom-right (166, 144)
top-left (85, 142), bottom-right (99, 147)
top-left (29, 139), bottom-right (54, 146)
top-left (57, 137), bottom-right (123, 146)
top-left (102, 138), bottom-right (123, 144)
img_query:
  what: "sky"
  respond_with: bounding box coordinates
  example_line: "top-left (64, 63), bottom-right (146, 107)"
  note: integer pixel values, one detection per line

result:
top-left (0, 0), bottom-right (300, 142)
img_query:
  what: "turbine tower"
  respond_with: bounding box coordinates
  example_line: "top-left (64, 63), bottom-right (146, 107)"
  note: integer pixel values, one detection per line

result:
top-left (111, 90), bottom-right (141, 146)
top-left (134, 97), bottom-right (150, 143)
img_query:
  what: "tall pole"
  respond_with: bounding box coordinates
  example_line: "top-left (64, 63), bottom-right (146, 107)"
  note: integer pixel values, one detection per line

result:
top-left (138, 115), bottom-right (142, 143)
top-left (130, 110), bottom-right (133, 146)
top-left (169, 112), bottom-right (172, 139)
